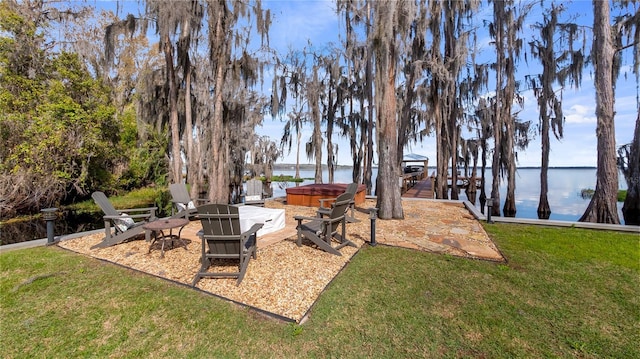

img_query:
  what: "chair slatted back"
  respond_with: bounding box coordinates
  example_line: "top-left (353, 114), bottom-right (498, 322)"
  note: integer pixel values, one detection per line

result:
top-left (327, 192), bottom-right (352, 235)
top-left (198, 204), bottom-right (242, 256)
top-left (92, 191), bottom-right (119, 216)
top-left (169, 183), bottom-right (192, 204)
top-left (246, 179), bottom-right (264, 197)
top-left (345, 182), bottom-right (358, 195)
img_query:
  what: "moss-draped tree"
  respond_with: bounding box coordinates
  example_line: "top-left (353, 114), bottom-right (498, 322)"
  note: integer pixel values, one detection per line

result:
top-left (528, 3), bottom-right (585, 219)
top-left (579, 0), bottom-right (621, 224)
top-left (371, 0), bottom-right (409, 219)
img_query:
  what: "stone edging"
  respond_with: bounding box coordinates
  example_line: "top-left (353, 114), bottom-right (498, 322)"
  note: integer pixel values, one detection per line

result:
top-left (0, 229), bottom-right (104, 253)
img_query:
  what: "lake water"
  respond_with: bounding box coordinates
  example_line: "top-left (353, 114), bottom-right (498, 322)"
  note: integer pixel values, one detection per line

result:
top-left (0, 167), bottom-right (628, 245)
top-left (270, 167), bottom-right (627, 224)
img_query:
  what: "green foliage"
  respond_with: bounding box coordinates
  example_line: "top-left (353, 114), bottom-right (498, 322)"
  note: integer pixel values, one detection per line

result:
top-left (1, 49), bottom-right (118, 211)
top-left (117, 108), bottom-right (169, 190)
top-left (263, 175), bottom-right (305, 183)
top-left (580, 188), bottom-right (595, 199)
top-left (66, 187), bottom-right (171, 217)
top-left (581, 188), bottom-right (628, 202)
top-left (0, 4), bottom-right (167, 215)
top-left (618, 190), bottom-right (627, 202)
top-left (119, 104), bottom-right (139, 147)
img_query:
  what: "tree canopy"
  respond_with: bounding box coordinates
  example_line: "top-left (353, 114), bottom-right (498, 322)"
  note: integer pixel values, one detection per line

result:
top-left (1, 0), bottom-right (638, 226)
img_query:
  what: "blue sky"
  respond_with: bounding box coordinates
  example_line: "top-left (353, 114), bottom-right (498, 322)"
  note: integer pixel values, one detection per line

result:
top-left (260, 0), bottom-right (638, 168)
top-left (96, 0), bottom-right (638, 168)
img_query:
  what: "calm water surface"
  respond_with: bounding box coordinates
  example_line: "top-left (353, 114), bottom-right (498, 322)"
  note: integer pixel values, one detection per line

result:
top-left (1, 167), bottom-right (628, 244)
top-left (271, 167), bottom-right (627, 223)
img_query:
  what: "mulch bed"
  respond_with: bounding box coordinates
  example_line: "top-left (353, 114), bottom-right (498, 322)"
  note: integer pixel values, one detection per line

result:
top-left (57, 199), bottom-right (502, 323)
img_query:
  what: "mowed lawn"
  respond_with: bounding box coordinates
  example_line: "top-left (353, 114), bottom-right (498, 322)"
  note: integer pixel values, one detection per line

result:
top-left (1, 223), bottom-right (638, 358)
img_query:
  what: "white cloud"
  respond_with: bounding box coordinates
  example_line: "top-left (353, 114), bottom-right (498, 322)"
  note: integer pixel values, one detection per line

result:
top-left (565, 104), bottom-right (597, 124)
top-left (260, 0), bottom-right (636, 169)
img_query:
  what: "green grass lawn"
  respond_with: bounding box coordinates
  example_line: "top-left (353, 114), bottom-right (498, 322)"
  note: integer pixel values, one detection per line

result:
top-left (1, 223), bottom-right (638, 358)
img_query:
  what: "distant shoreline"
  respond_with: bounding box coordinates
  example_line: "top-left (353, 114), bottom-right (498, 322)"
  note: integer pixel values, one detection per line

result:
top-left (273, 163), bottom-right (597, 171)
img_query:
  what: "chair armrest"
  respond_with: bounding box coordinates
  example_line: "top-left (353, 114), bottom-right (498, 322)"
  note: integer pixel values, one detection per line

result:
top-left (105, 206), bottom-right (157, 221)
top-left (118, 207), bottom-right (158, 213)
top-left (316, 207), bottom-right (331, 218)
top-left (103, 213), bottom-right (153, 220)
top-left (241, 223), bottom-right (263, 238)
top-left (295, 215), bottom-right (345, 228)
top-left (326, 214), bottom-right (346, 224)
top-left (294, 215), bottom-right (324, 222)
top-left (317, 198), bottom-right (335, 208)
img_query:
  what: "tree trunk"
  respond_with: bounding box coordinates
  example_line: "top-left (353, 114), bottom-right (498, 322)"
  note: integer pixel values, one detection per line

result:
top-left (579, 1), bottom-right (620, 224)
top-left (350, 96), bottom-right (363, 184)
top-left (434, 91), bottom-right (449, 200)
top-left (622, 113), bottom-right (640, 225)
top-left (326, 83), bottom-right (335, 184)
top-left (208, 4), bottom-right (230, 203)
top-left (503, 114), bottom-right (517, 217)
top-left (538, 109), bottom-right (551, 219)
top-left (310, 67), bottom-right (323, 184)
top-left (375, 67), bottom-right (403, 219)
top-left (444, 3), bottom-right (459, 201)
top-left (479, 135), bottom-right (488, 213)
top-left (450, 112), bottom-right (459, 201)
top-left (397, 59), bottom-right (417, 166)
top-left (295, 129), bottom-right (301, 179)
top-left (194, 108), bottom-right (205, 197)
top-left (185, 58), bottom-right (199, 198)
top-left (374, 0), bottom-right (403, 219)
top-left (363, 1), bottom-right (374, 196)
top-left (365, 102), bottom-right (373, 194)
top-left (466, 152), bottom-right (478, 204)
top-left (435, 124), bottom-right (447, 199)
top-left (446, 67), bottom-right (459, 203)
top-left (490, 1), bottom-right (505, 218)
top-left (163, 34), bottom-right (181, 184)
top-left (491, 108), bottom-right (502, 217)
top-left (502, 15), bottom-right (519, 218)
top-left (503, 143), bottom-right (517, 217)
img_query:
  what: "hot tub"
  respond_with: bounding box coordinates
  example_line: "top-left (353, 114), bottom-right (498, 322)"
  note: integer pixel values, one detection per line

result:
top-left (285, 183), bottom-right (367, 207)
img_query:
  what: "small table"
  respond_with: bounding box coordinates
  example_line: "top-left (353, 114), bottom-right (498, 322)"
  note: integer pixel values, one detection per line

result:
top-left (143, 218), bottom-right (189, 257)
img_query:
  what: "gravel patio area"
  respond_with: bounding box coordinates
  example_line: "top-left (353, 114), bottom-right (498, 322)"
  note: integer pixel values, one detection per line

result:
top-left (57, 198), bottom-right (503, 323)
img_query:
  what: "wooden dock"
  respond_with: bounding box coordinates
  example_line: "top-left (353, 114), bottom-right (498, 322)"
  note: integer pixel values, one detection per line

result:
top-left (402, 178), bottom-right (434, 199)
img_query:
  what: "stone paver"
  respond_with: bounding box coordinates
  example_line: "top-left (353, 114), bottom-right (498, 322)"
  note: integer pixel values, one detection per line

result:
top-left (369, 199), bottom-right (504, 262)
top-left (78, 198), bottom-right (504, 264)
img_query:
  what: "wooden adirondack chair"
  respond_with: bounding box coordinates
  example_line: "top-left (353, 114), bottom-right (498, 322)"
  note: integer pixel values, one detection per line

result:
top-left (316, 182), bottom-right (359, 223)
top-left (242, 178), bottom-right (267, 206)
top-left (90, 191), bottom-right (157, 249)
top-left (192, 204), bottom-right (263, 286)
top-left (169, 183), bottom-right (208, 219)
top-left (295, 192), bottom-right (356, 256)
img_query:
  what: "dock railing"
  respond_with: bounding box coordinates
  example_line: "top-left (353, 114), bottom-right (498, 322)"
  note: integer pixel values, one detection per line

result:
top-left (399, 171), bottom-right (423, 193)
